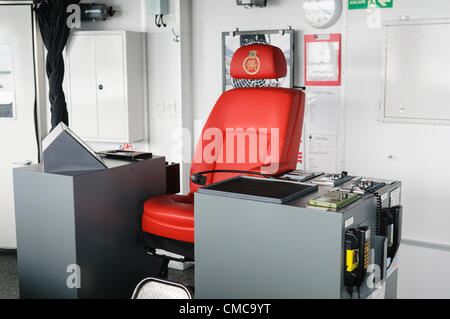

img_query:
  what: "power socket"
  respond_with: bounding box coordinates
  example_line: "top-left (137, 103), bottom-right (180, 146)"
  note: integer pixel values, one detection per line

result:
top-left (154, 102), bottom-right (165, 113)
top-left (166, 100), bottom-right (176, 113)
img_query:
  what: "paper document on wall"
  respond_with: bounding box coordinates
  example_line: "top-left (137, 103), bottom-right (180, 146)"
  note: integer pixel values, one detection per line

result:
top-left (306, 41), bottom-right (340, 83)
top-left (304, 90), bottom-right (339, 172)
top-left (305, 134), bottom-right (338, 172)
top-left (307, 91), bottom-right (339, 135)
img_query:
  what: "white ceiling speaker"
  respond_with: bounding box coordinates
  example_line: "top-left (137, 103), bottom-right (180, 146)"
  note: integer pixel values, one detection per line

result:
top-left (303, 0), bottom-right (343, 29)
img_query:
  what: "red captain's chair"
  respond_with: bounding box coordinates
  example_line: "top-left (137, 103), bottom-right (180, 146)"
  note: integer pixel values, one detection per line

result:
top-left (142, 44), bottom-right (306, 269)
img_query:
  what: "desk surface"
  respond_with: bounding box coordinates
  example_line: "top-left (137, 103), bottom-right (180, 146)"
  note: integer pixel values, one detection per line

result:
top-left (198, 176), bottom-right (318, 204)
top-left (16, 156), bottom-right (164, 177)
top-left (198, 176), bottom-right (401, 215)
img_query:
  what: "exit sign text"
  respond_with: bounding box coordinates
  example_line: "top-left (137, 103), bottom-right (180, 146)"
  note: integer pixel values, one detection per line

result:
top-left (349, 0), bottom-right (393, 10)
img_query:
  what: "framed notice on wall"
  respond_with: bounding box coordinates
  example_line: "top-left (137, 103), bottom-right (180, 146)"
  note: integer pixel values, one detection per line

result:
top-left (0, 43), bottom-right (15, 119)
top-left (304, 33), bottom-right (341, 86)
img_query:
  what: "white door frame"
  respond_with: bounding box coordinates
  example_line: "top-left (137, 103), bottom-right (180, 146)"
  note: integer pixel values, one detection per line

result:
top-left (0, 1), bottom-right (45, 250)
top-left (0, 0), bottom-right (46, 160)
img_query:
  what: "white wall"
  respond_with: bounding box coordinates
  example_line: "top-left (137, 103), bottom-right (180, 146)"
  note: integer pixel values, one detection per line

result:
top-left (78, 0), bottom-right (182, 160)
top-left (191, 0), bottom-right (345, 121)
top-left (190, 0), bottom-right (450, 298)
top-left (345, 0), bottom-right (450, 298)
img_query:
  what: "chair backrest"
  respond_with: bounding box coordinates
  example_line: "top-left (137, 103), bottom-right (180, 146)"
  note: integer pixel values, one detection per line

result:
top-left (190, 44), bottom-right (305, 193)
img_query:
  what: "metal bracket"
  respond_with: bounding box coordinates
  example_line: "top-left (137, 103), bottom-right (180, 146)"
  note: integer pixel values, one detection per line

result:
top-left (171, 27), bottom-right (180, 43)
top-left (145, 248), bottom-right (193, 262)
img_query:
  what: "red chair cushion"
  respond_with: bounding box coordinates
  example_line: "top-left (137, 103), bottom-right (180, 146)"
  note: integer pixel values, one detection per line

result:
top-left (142, 195), bottom-right (194, 243)
top-left (230, 44), bottom-right (287, 79)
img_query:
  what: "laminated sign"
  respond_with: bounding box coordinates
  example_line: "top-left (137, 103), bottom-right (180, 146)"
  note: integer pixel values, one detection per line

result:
top-left (304, 34), bottom-right (341, 86)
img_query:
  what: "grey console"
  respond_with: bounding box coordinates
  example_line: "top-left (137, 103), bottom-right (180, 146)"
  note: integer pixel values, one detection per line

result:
top-left (13, 157), bottom-right (166, 298)
top-left (195, 176), bottom-right (401, 299)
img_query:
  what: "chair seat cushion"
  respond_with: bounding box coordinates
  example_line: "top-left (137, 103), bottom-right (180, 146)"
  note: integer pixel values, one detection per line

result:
top-left (142, 194), bottom-right (194, 243)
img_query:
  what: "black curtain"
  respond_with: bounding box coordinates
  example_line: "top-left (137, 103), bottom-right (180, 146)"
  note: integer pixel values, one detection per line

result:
top-left (34, 0), bottom-right (80, 130)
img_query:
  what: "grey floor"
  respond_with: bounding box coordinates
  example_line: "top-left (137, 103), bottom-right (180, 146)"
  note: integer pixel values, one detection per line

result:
top-left (0, 251), bottom-right (193, 299)
top-left (0, 252), bottom-right (19, 299)
top-left (168, 266), bottom-right (195, 290)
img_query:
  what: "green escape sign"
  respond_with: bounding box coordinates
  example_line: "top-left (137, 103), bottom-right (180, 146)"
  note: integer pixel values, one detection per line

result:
top-left (349, 0), bottom-right (393, 10)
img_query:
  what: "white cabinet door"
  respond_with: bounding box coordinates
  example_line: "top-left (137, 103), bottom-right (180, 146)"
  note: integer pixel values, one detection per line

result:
top-left (67, 35), bottom-right (98, 138)
top-left (66, 31), bottom-right (144, 143)
top-left (95, 34), bottom-right (126, 140)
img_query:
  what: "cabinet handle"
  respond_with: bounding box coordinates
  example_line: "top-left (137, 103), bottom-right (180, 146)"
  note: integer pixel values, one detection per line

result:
top-left (98, 84), bottom-right (103, 90)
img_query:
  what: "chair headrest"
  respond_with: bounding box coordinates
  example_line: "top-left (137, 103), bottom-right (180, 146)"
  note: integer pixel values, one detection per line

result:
top-left (230, 44), bottom-right (287, 80)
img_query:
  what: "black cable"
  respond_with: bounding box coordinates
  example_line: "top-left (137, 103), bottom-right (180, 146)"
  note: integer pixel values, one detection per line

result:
top-left (160, 14), bottom-right (166, 27)
top-left (31, 5), bottom-right (41, 163)
top-left (191, 170), bottom-right (274, 185)
top-left (33, 99), bottom-right (41, 163)
top-left (387, 258), bottom-right (393, 270)
top-left (347, 287), bottom-right (353, 299)
top-left (367, 190), bottom-right (383, 236)
top-left (155, 14), bottom-right (160, 27)
top-left (368, 189), bottom-right (395, 272)
top-left (198, 169), bottom-right (272, 178)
